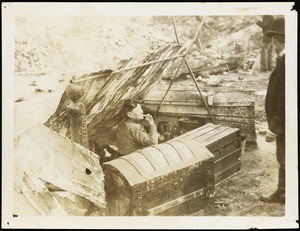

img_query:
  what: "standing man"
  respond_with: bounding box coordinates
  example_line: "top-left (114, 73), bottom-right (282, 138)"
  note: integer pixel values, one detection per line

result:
top-left (260, 17), bottom-right (285, 204)
top-left (256, 15), bottom-right (275, 72)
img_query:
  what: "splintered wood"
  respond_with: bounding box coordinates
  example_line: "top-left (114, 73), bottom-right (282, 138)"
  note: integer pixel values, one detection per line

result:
top-left (21, 173), bottom-right (67, 216)
top-left (14, 123), bottom-right (106, 215)
top-left (44, 44), bottom-right (181, 145)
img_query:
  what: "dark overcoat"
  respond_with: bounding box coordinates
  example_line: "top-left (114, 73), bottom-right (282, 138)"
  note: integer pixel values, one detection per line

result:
top-left (265, 55), bottom-right (285, 135)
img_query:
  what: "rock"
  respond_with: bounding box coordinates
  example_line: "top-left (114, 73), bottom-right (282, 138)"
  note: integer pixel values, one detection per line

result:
top-left (29, 81), bottom-right (38, 86)
top-left (15, 97), bottom-right (25, 103)
top-left (35, 88), bottom-right (44, 93)
top-left (196, 75), bottom-right (203, 81)
top-left (252, 71), bottom-right (258, 76)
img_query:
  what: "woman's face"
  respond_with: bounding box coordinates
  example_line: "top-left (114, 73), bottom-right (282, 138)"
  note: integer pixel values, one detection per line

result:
top-left (127, 104), bottom-right (144, 121)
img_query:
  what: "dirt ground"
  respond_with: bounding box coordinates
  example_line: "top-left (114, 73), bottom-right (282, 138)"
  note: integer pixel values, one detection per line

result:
top-left (12, 15), bottom-right (285, 217)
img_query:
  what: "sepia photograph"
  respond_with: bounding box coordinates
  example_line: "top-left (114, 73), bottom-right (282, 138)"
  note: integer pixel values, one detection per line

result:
top-left (2, 2), bottom-right (298, 229)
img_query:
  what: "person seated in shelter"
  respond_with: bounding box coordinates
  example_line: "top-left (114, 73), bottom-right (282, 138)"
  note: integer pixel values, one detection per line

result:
top-left (116, 99), bottom-right (159, 155)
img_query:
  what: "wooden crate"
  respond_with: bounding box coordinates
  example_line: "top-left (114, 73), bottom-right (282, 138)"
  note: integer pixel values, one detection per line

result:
top-left (172, 123), bottom-right (242, 185)
top-left (140, 87), bottom-right (257, 147)
top-left (102, 140), bottom-right (215, 216)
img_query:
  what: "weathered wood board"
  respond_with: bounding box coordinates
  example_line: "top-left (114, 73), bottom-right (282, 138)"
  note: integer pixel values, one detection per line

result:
top-left (44, 44), bottom-right (182, 146)
top-left (21, 172), bottom-right (68, 215)
top-left (14, 123), bottom-right (106, 209)
top-left (172, 123), bottom-right (242, 184)
top-left (140, 88), bottom-right (257, 147)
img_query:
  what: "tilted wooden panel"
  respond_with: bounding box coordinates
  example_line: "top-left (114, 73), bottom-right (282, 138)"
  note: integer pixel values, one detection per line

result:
top-left (14, 123), bottom-right (106, 209)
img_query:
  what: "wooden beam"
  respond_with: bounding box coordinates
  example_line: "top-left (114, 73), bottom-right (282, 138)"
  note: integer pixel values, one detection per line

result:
top-left (15, 123), bottom-right (106, 208)
top-left (70, 54), bottom-right (185, 83)
top-left (14, 163), bottom-right (24, 193)
top-left (147, 188), bottom-right (204, 215)
top-left (171, 16), bottom-right (215, 123)
top-left (155, 16), bottom-right (206, 117)
top-left (21, 172), bottom-right (68, 215)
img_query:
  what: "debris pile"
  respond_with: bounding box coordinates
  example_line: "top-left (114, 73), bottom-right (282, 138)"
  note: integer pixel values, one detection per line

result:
top-left (15, 16), bottom-right (172, 77)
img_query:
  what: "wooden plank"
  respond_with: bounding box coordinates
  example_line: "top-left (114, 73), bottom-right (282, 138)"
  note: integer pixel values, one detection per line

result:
top-left (103, 158), bottom-right (146, 186)
top-left (168, 141), bottom-right (196, 161)
top-left (14, 163), bottom-right (24, 193)
top-left (143, 103), bottom-right (255, 118)
top-left (21, 173), bottom-right (68, 215)
top-left (142, 89), bottom-right (255, 105)
top-left (137, 148), bottom-right (169, 170)
top-left (172, 123), bottom-right (222, 141)
top-left (214, 120), bottom-right (257, 147)
top-left (51, 191), bottom-right (89, 216)
top-left (147, 187), bottom-right (204, 215)
top-left (20, 122), bottom-right (101, 169)
top-left (200, 128), bottom-right (239, 147)
top-left (14, 123), bottom-right (106, 208)
top-left (211, 138), bottom-right (240, 161)
top-left (157, 195), bottom-right (208, 216)
top-left (215, 162), bottom-right (241, 185)
top-left (153, 143), bottom-right (183, 165)
top-left (214, 149), bottom-right (241, 173)
top-left (190, 127), bottom-right (233, 144)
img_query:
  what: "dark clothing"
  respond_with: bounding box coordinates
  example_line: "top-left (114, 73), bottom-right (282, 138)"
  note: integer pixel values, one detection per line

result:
top-left (265, 53), bottom-right (285, 198)
top-left (276, 133), bottom-right (285, 193)
top-left (116, 119), bottom-right (159, 155)
top-left (265, 55), bottom-right (285, 135)
top-left (257, 16), bottom-right (275, 43)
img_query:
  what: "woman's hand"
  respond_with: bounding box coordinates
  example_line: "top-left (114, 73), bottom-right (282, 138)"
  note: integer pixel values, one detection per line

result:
top-left (144, 114), bottom-right (155, 125)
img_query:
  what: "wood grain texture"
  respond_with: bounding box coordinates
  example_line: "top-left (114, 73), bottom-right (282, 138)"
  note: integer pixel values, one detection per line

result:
top-left (14, 123), bottom-right (106, 209)
top-left (103, 140), bottom-right (215, 216)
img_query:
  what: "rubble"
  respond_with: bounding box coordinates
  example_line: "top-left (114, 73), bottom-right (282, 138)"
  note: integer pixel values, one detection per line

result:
top-left (14, 15), bottom-right (281, 217)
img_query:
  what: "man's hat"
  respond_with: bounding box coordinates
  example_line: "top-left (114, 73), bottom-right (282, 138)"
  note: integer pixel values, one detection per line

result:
top-left (266, 17), bottom-right (285, 37)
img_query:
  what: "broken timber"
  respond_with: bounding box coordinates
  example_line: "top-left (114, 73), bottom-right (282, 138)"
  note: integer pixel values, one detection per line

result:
top-left (21, 172), bottom-right (68, 215)
top-left (70, 53), bottom-right (185, 84)
top-left (14, 123), bottom-right (106, 212)
top-left (170, 16), bottom-right (215, 123)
